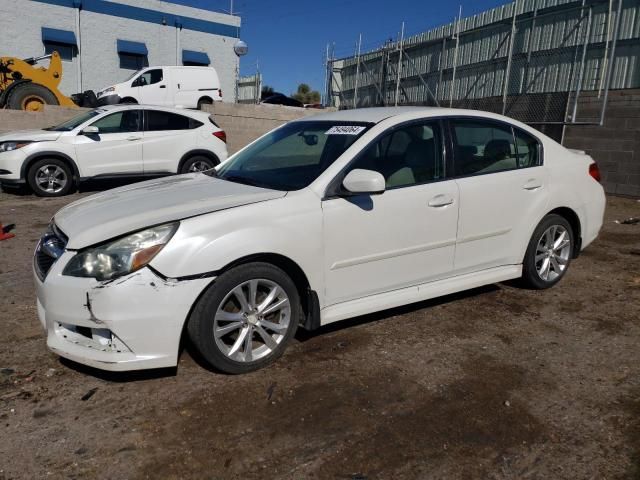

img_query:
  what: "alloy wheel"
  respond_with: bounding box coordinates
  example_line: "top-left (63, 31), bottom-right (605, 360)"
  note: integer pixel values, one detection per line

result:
top-left (35, 165), bottom-right (68, 194)
top-left (213, 279), bottom-right (291, 363)
top-left (189, 161), bottom-right (212, 172)
top-left (535, 225), bottom-right (571, 282)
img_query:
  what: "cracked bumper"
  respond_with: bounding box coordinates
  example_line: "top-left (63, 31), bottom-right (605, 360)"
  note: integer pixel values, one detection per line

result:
top-left (34, 251), bottom-right (213, 371)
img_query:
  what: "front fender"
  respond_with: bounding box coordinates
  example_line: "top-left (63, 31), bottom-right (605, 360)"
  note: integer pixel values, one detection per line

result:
top-left (149, 191), bottom-right (324, 296)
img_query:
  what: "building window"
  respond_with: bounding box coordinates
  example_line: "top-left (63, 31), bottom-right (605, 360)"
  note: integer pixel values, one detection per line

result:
top-left (119, 53), bottom-right (149, 70)
top-left (44, 42), bottom-right (76, 61)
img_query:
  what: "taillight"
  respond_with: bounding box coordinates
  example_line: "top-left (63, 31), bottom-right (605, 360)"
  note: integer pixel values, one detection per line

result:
top-left (213, 130), bottom-right (227, 143)
top-left (589, 162), bottom-right (601, 182)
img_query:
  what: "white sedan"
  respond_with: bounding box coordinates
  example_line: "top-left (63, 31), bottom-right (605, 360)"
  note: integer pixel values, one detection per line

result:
top-left (0, 105), bottom-right (227, 196)
top-left (34, 107), bottom-right (605, 374)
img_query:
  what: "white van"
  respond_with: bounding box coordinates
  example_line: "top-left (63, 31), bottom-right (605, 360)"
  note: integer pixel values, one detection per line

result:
top-left (96, 66), bottom-right (223, 109)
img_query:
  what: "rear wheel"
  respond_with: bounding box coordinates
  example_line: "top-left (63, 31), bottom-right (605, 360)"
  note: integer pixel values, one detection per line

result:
top-left (522, 214), bottom-right (574, 289)
top-left (119, 97), bottom-right (138, 104)
top-left (188, 263), bottom-right (300, 374)
top-left (180, 155), bottom-right (217, 174)
top-left (6, 83), bottom-right (59, 111)
top-left (27, 158), bottom-right (74, 197)
top-left (197, 97), bottom-right (213, 110)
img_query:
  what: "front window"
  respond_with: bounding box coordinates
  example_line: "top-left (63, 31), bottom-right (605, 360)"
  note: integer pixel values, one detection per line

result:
top-left (44, 109), bottom-right (105, 132)
top-left (216, 121), bottom-right (372, 191)
top-left (133, 69), bottom-right (163, 87)
top-left (90, 110), bottom-right (141, 133)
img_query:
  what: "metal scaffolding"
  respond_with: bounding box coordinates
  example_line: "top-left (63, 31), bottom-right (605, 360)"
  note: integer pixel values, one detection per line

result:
top-left (326, 0), bottom-right (638, 126)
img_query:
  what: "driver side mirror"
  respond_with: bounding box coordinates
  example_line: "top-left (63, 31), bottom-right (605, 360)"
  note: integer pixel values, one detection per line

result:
top-left (81, 126), bottom-right (99, 135)
top-left (342, 169), bottom-right (385, 195)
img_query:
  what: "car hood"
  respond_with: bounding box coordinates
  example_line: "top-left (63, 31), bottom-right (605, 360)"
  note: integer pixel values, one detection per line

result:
top-left (0, 129), bottom-right (62, 142)
top-left (55, 174), bottom-right (287, 249)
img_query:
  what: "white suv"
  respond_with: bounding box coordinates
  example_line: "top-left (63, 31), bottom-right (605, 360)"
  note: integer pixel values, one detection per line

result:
top-left (34, 107), bottom-right (605, 374)
top-left (0, 105), bottom-right (227, 196)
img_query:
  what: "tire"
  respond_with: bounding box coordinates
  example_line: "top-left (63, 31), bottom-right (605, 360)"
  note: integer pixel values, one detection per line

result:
top-left (27, 158), bottom-right (74, 197)
top-left (188, 262), bottom-right (300, 374)
top-left (180, 155), bottom-right (217, 174)
top-left (119, 97), bottom-right (138, 104)
top-left (197, 98), bottom-right (213, 110)
top-left (521, 214), bottom-right (574, 289)
top-left (6, 83), bottom-right (59, 111)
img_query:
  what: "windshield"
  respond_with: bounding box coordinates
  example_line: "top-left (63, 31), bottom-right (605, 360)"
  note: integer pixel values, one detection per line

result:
top-left (45, 109), bottom-right (106, 132)
top-left (216, 121), bottom-right (372, 191)
top-left (124, 70), bottom-right (142, 82)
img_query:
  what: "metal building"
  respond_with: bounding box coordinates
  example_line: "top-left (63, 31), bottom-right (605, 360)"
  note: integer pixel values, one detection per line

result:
top-left (327, 0), bottom-right (639, 128)
top-left (0, 0), bottom-right (241, 102)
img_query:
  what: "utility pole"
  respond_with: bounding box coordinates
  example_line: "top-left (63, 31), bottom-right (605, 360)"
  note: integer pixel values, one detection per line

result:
top-left (230, 0), bottom-right (233, 15)
top-left (449, 5), bottom-right (462, 107)
top-left (394, 22), bottom-right (405, 107)
top-left (354, 33), bottom-right (362, 109)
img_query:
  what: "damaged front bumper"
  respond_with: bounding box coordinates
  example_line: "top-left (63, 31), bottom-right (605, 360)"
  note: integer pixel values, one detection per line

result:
top-left (34, 251), bottom-right (212, 371)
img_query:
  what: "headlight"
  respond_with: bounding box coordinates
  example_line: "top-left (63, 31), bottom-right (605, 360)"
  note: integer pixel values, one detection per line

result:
top-left (63, 223), bottom-right (178, 281)
top-left (0, 141), bottom-right (32, 152)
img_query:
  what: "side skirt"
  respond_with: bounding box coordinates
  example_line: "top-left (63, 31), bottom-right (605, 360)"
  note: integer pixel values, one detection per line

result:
top-left (320, 265), bottom-right (523, 325)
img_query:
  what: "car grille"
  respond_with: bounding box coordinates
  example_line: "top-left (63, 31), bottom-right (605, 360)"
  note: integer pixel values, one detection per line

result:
top-left (34, 224), bottom-right (68, 281)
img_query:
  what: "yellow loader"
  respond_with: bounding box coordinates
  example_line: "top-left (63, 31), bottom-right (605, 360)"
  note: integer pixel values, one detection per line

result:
top-left (0, 51), bottom-right (88, 111)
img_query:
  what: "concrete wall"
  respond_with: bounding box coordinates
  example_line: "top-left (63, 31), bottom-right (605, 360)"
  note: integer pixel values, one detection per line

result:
top-left (563, 89), bottom-right (640, 197)
top-left (0, 0), bottom-right (240, 101)
top-left (0, 106), bottom-right (89, 133)
top-left (0, 105), bottom-right (322, 155)
top-left (202, 103), bottom-right (325, 154)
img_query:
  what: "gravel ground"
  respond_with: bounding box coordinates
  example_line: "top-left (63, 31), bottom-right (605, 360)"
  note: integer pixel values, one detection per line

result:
top-left (0, 186), bottom-right (639, 480)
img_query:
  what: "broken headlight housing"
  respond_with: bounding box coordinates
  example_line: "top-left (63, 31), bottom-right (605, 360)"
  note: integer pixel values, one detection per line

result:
top-left (62, 223), bottom-right (178, 281)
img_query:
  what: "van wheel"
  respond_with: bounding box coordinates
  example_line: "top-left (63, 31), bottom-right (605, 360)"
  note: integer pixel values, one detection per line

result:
top-left (27, 158), bottom-right (74, 197)
top-left (197, 98), bottom-right (213, 110)
top-left (188, 262), bottom-right (300, 374)
top-left (180, 155), bottom-right (217, 173)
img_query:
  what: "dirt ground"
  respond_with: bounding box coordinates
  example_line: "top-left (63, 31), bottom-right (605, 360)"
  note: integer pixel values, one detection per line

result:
top-left (0, 185), bottom-right (639, 480)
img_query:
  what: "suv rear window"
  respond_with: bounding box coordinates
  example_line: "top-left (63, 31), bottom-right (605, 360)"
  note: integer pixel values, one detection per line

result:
top-left (145, 111), bottom-right (202, 131)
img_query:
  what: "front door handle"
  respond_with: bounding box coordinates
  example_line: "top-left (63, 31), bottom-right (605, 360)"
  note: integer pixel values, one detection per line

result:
top-left (428, 194), bottom-right (454, 208)
top-left (126, 136), bottom-right (142, 141)
top-left (523, 179), bottom-right (543, 191)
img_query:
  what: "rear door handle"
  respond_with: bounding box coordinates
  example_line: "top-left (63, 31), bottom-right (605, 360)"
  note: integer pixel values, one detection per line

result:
top-left (523, 179), bottom-right (543, 191)
top-left (428, 194), bottom-right (454, 208)
top-left (159, 85), bottom-right (166, 88)
top-left (126, 136), bottom-right (142, 141)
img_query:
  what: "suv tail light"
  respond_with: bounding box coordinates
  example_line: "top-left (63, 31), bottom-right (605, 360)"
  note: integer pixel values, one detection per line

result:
top-left (213, 130), bottom-right (227, 143)
top-left (589, 162), bottom-right (601, 182)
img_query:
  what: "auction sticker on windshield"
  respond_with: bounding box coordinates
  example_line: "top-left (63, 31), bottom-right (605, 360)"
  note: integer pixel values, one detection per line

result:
top-left (325, 126), bottom-right (366, 135)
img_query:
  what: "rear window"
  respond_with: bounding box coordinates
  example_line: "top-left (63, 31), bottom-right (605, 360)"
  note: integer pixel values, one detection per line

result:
top-left (145, 110), bottom-right (201, 131)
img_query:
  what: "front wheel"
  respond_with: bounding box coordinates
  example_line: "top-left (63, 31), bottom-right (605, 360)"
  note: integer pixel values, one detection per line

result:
top-left (27, 158), bottom-right (74, 197)
top-left (188, 263), bottom-right (300, 374)
top-left (521, 214), bottom-right (574, 289)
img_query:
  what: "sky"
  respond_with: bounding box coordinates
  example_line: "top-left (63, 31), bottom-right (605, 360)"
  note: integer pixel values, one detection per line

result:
top-left (168, 0), bottom-right (510, 96)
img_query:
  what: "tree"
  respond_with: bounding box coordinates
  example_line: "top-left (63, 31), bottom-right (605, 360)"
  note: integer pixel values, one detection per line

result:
top-left (260, 85), bottom-right (275, 100)
top-left (292, 83), bottom-right (321, 104)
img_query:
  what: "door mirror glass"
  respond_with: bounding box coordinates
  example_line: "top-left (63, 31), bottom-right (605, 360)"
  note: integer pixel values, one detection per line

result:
top-left (342, 169), bottom-right (385, 195)
top-left (81, 125), bottom-right (99, 135)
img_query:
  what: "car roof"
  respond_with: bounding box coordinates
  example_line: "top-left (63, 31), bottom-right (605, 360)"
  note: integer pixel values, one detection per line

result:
top-left (93, 104), bottom-right (210, 119)
top-left (298, 106), bottom-right (526, 126)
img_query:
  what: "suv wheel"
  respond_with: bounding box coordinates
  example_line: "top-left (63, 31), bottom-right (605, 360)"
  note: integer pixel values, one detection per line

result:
top-left (188, 262), bottom-right (300, 374)
top-left (180, 155), bottom-right (217, 174)
top-left (27, 158), bottom-right (74, 197)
